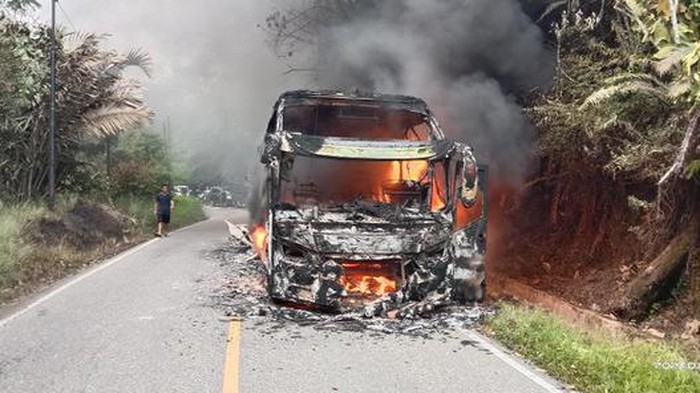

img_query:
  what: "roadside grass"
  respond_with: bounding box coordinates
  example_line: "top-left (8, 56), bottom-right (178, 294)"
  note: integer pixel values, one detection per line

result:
top-left (0, 202), bottom-right (49, 299)
top-left (113, 194), bottom-right (206, 234)
top-left (170, 195), bottom-right (207, 229)
top-left (0, 195), bottom-right (206, 303)
top-left (113, 195), bottom-right (155, 233)
top-left (485, 304), bottom-right (700, 393)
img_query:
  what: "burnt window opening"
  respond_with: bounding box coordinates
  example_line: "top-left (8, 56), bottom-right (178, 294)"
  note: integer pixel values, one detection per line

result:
top-left (281, 103), bottom-right (434, 141)
top-left (278, 156), bottom-right (449, 211)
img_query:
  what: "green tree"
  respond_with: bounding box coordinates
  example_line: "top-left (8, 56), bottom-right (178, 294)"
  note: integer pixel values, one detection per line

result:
top-left (109, 130), bottom-right (175, 197)
top-left (0, 16), bottom-right (153, 201)
top-left (583, 1), bottom-right (700, 184)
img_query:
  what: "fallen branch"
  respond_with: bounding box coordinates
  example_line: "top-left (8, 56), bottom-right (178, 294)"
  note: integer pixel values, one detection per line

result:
top-left (612, 213), bottom-right (699, 320)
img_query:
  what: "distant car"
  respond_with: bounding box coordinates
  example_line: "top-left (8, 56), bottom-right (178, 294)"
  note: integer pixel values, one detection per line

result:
top-left (173, 185), bottom-right (190, 197)
top-left (205, 187), bottom-right (234, 207)
top-left (224, 191), bottom-right (234, 207)
top-left (199, 188), bottom-right (211, 200)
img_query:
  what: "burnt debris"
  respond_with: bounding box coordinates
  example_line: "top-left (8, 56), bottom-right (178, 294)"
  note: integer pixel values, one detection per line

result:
top-left (210, 237), bottom-right (491, 336)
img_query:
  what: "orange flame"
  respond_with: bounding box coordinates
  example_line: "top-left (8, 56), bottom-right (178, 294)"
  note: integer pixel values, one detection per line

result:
top-left (387, 160), bottom-right (428, 182)
top-left (251, 226), bottom-right (268, 260)
top-left (430, 163), bottom-right (446, 212)
top-left (340, 262), bottom-right (398, 297)
top-left (454, 192), bottom-right (483, 230)
top-left (376, 160), bottom-right (430, 203)
top-left (341, 274), bottom-right (397, 296)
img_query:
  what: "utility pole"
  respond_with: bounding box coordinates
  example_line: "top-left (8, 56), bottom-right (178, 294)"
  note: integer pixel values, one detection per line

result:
top-left (166, 116), bottom-right (171, 155)
top-left (48, 0), bottom-right (57, 209)
top-left (162, 121), bottom-right (168, 155)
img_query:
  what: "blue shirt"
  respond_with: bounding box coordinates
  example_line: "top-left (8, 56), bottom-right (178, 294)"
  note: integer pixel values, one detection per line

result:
top-left (156, 193), bottom-right (172, 214)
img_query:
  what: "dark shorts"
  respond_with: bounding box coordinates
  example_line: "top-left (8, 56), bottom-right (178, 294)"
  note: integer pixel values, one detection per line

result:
top-left (157, 213), bottom-right (170, 224)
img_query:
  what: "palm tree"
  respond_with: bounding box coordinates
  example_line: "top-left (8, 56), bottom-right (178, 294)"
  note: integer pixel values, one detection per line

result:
top-left (0, 19), bottom-right (154, 200)
top-left (62, 35), bottom-right (154, 137)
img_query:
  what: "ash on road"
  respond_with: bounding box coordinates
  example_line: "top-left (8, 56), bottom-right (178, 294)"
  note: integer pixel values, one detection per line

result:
top-left (208, 238), bottom-right (491, 336)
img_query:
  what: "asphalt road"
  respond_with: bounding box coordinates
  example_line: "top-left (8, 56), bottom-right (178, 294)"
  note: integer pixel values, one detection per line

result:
top-left (0, 208), bottom-right (565, 393)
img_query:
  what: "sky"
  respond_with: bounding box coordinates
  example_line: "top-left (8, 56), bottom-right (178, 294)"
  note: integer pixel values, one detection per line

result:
top-left (37, 0), bottom-right (300, 174)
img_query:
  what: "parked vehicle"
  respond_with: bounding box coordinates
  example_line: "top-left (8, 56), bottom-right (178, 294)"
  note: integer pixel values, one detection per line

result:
top-left (173, 185), bottom-right (190, 197)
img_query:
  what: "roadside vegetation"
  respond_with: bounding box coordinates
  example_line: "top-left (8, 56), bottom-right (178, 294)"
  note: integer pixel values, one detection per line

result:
top-left (114, 194), bottom-right (206, 234)
top-left (0, 2), bottom-right (206, 303)
top-left (0, 194), bottom-right (205, 303)
top-left (486, 304), bottom-right (700, 393)
top-left (509, 0), bottom-right (700, 323)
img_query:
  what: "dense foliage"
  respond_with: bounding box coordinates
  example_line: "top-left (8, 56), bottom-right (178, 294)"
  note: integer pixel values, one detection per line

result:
top-left (526, 0), bottom-right (700, 316)
top-left (0, 8), bottom-right (153, 201)
top-left (109, 130), bottom-right (182, 197)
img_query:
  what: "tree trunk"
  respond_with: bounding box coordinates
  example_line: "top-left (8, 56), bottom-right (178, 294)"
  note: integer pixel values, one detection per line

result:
top-left (612, 212), bottom-right (699, 320)
top-left (657, 111), bottom-right (700, 216)
top-left (690, 244), bottom-right (700, 318)
top-left (688, 208), bottom-right (700, 318)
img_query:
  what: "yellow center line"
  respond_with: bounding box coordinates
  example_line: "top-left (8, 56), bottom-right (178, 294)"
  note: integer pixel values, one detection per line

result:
top-left (222, 320), bottom-right (242, 393)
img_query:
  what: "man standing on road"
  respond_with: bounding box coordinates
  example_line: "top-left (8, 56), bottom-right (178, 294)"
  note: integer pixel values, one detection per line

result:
top-left (154, 183), bottom-right (174, 237)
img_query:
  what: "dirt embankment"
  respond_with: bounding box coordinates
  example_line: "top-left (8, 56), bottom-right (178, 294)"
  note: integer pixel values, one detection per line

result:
top-left (26, 200), bottom-right (132, 248)
top-left (1, 201), bottom-right (140, 303)
top-left (489, 169), bottom-right (699, 344)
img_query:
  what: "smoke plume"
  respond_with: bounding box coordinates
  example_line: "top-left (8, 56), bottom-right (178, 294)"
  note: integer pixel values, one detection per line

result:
top-left (38, 0), bottom-right (553, 183)
top-left (38, 0), bottom-right (300, 184)
top-left (310, 0), bottom-right (555, 179)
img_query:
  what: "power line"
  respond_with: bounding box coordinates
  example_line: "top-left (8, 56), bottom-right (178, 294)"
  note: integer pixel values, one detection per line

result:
top-left (56, 0), bottom-right (77, 31)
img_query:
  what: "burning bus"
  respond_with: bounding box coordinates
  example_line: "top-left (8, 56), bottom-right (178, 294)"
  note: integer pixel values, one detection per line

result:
top-left (250, 90), bottom-right (487, 313)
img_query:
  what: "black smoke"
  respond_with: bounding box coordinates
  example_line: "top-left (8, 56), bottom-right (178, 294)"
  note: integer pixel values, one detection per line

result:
top-left (310, 0), bottom-right (555, 179)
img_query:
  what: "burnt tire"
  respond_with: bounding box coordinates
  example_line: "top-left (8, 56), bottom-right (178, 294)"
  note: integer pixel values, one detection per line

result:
top-left (453, 279), bottom-right (486, 303)
top-left (462, 281), bottom-right (485, 303)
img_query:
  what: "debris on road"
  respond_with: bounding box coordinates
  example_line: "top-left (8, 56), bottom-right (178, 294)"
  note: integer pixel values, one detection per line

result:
top-left (208, 237), bottom-right (491, 336)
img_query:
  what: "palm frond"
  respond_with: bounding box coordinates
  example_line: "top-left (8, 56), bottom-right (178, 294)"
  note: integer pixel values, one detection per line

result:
top-left (537, 0), bottom-right (568, 22)
top-left (107, 78), bottom-right (145, 102)
top-left (603, 72), bottom-right (664, 87)
top-left (596, 116), bottom-right (638, 134)
top-left (653, 44), bottom-right (694, 75)
top-left (62, 31), bottom-right (101, 53)
top-left (80, 104), bottom-right (153, 137)
top-left (581, 80), bottom-right (668, 109)
top-left (668, 80), bottom-right (691, 98)
top-left (123, 49), bottom-right (152, 77)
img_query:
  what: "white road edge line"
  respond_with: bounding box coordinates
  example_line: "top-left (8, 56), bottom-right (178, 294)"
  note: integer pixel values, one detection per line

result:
top-left (466, 330), bottom-right (563, 392)
top-left (0, 219), bottom-right (211, 329)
